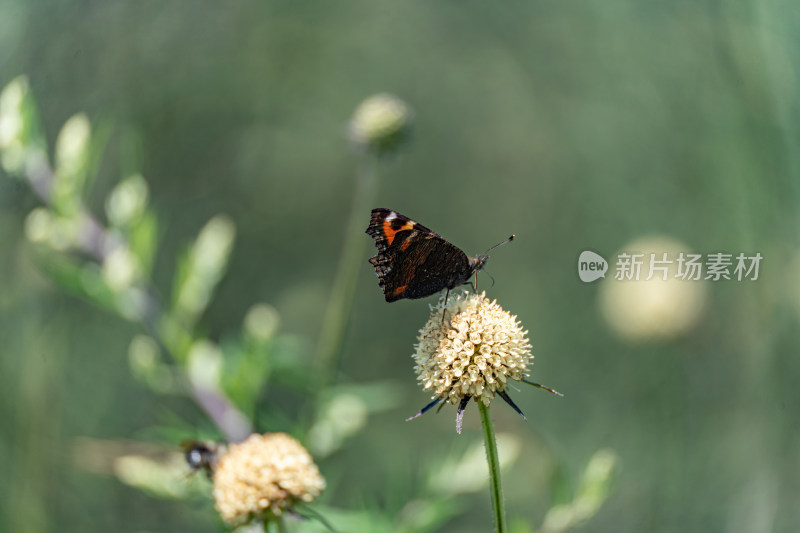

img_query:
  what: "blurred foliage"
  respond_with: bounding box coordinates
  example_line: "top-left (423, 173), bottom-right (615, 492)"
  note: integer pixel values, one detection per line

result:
top-left (0, 74), bottom-right (615, 532)
top-left (1, 1), bottom-right (799, 532)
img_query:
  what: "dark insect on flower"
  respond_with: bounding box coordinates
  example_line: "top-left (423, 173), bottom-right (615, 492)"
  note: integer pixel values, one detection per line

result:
top-left (366, 208), bottom-right (513, 303)
top-left (182, 440), bottom-right (225, 479)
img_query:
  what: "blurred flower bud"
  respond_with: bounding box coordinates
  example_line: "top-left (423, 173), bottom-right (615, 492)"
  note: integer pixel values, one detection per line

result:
top-left (102, 246), bottom-right (141, 291)
top-left (349, 93), bottom-right (413, 154)
top-left (0, 76), bottom-right (29, 173)
top-left (106, 174), bottom-right (149, 228)
top-left (174, 215), bottom-right (236, 322)
top-left (24, 207), bottom-right (80, 251)
top-left (243, 303), bottom-right (280, 342)
top-left (599, 236), bottom-right (707, 342)
top-left (0, 75), bottom-right (46, 176)
top-left (128, 335), bottom-right (174, 392)
top-left (53, 113), bottom-right (91, 216)
top-left (307, 392), bottom-right (368, 457)
top-left (24, 207), bottom-right (56, 244)
top-left (187, 340), bottom-right (223, 390)
top-left (0, 76), bottom-right (27, 148)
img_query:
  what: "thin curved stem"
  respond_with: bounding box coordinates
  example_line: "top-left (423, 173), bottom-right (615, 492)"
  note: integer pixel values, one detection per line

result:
top-left (315, 154), bottom-right (378, 384)
top-left (478, 401), bottom-right (507, 533)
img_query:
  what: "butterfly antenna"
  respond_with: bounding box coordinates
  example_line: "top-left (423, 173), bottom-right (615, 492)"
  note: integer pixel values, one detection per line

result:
top-left (483, 269), bottom-right (496, 289)
top-left (481, 234), bottom-right (515, 256)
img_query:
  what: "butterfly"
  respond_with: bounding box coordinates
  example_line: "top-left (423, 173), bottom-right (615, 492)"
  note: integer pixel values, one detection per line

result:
top-left (366, 208), bottom-right (513, 302)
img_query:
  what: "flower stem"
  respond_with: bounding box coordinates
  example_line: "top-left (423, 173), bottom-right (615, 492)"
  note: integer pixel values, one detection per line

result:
top-left (478, 401), bottom-right (507, 533)
top-left (275, 517), bottom-right (289, 533)
top-left (314, 154), bottom-right (378, 384)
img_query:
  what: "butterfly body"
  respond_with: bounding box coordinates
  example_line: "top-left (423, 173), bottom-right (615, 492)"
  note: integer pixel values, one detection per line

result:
top-left (366, 208), bottom-right (489, 302)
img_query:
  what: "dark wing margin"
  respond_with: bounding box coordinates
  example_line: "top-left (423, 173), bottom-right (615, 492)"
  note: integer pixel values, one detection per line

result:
top-left (366, 209), bottom-right (437, 248)
top-left (366, 209), bottom-right (439, 300)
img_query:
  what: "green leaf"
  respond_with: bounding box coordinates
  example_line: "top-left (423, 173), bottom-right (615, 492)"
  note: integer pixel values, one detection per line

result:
top-left (220, 335), bottom-right (272, 417)
top-left (427, 432), bottom-right (521, 496)
top-left (573, 449), bottom-right (618, 520)
top-left (539, 449), bottom-right (619, 533)
top-left (52, 113), bottom-right (91, 216)
top-left (128, 210), bottom-right (159, 278)
top-left (106, 173), bottom-right (150, 228)
top-left (170, 215), bottom-right (236, 328)
top-left (548, 461), bottom-right (573, 508)
top-left (396, 498), bottom-right (461, 533)
top-left (128, 335), bottom-right (177, 394)
top-left (0, 75), bottom-right (46, 175)
top-left (307, 382), bottom-right (404, 458)
top-left (509, 517), bottom-right (535, 533)
top-left (113, 451), bottom-right (209, 500)
top-left (83, 114), bottom-right (114, 193)
top-left (36, 252), bottom-right (117, 313)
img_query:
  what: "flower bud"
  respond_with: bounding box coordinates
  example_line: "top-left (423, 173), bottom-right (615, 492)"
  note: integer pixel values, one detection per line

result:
top-left (349, 93), bottom-right (413, 154)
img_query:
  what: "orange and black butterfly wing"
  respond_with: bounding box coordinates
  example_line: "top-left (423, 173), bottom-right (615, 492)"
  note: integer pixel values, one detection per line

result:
top-left (367, 208), bottom-right (472, 302)
top-left (384, 232), bottom-right (472, 301)
top-left (367, 208), bottom-right (432, 300)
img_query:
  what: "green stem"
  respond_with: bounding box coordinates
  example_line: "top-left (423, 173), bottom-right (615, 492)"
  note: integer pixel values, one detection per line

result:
top-left (314, 154), bottom-right (378, 384)
top-left (275, 517), bottom-right (289, 533)
top-left (479, 401), bottom-right (507, 533)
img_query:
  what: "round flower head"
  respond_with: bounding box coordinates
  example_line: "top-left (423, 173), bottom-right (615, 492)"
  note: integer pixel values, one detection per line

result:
top-left (348, 93), bottom-right (413, 154)
top-left (212, 433), bottom-right (326, 526)
top-left (411, 292), bottom-right (559, 432)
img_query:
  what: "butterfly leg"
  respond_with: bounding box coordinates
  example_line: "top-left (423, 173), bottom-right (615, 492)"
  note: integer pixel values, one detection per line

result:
top-left (440, 288), bottom-right (451, 325)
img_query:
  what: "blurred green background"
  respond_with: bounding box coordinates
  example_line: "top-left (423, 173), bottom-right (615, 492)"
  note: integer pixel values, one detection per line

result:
top-left (1, 0), bottom-right (798, 532)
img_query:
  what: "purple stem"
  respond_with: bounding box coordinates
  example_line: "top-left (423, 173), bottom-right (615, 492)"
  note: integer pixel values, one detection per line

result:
top-left (23, 156), bottom-right (252, 441)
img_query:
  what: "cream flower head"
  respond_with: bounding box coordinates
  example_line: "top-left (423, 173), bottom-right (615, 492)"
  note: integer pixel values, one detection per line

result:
top-left (212, 433), bottom-right (326, 526)
top-left (348, 93), bottom-right (413, 154)
top-left (411, 291), bottom-right (560, 432)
